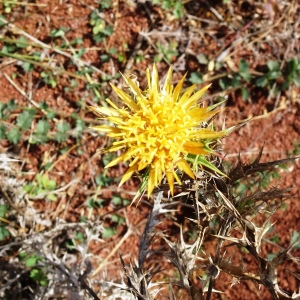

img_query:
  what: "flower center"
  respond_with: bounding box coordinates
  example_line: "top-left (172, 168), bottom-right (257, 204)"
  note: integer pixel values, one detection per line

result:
top-left (121, 94), bottom-right (194, 167)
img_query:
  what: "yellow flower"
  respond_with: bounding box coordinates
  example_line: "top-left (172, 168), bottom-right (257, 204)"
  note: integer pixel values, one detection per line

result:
top-left (90, 64), bottom-right (227, 197)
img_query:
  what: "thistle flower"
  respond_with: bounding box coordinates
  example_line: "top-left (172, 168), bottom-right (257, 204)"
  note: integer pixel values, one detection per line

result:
top-left (90, 65), bottom-right (228, 197)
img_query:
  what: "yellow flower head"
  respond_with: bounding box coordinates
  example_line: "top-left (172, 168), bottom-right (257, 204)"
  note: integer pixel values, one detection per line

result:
top-left (90, 64), bottom-right (227, 197)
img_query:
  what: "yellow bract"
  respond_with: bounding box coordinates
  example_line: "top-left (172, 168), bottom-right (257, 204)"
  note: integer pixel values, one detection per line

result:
top-left (90, 64), bottom-right (227, 197)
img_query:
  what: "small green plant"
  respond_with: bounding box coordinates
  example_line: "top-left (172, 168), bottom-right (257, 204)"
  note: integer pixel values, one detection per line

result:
top-left (90, 11), bottom-right (113, 43)
top-left (154, 41), bottom-right (178, 63)
top-left (24, 174), bottom-right (57, 201)
top-left (41, 71), bottom-right (58, 88)
top-left (4, 107), bottom-right (36, 144)
top-left (2, 0), bottom-right (17, 14)
top-left (152, 0), bottom-right (185, 18)
top-left (66, 231), bottom-right (87, 251)
top-left (281, 57), bottom-right (300, 89)
top-left (87, 197), bottom-right (104, 209)
top-left (219, 59), bottom-right (251, 100)
top-left (255, 60), bottom-right (282, 88)
top-left (20, 253), bottom-right (49, 286)
top-left (102, 226), bottom-right (118, 239)
top-left (54, 121), bottom-right (71, 143)
top-left (111, 213), bottom-right (125, 226)
top-left (189, 72), bottom-right (203, 84)
top-left (0, 204), bottom-right (10, 241)
top-left (111, 195), bottom-right (130, 206)
top-left (30, 120), bottom-right (50, 145)
top-left (99, 0), bottom-right (112, 10)
top-left (50, 26), bottom-right (69, 38)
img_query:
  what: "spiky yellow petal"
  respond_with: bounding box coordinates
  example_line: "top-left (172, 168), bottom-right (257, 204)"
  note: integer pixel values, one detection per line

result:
top-left (166, 171), bottom-right (174, 195)
top-left (180, 84), bottom-right (211, 109)
top-left (110, 84), bottom-right (139, 111)
top-left (177, 158), bottom-right (195, 179)
top-left (119, 163), bottom-right (138, 186)
top-left (91, 64), bottom-right (228, 197)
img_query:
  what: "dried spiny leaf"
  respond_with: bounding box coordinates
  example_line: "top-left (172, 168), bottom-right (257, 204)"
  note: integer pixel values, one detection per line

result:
top-left (120, 192), bottom-right (175, 299)
top-left (164, 226), bottom-right (206, 296)
top-left (120, 256), bottom-right (150, 300)
top-left (228, 147), bottom-right (298, 183)
top-left (244, 217), bottom-right (274, 254)
top-left (237, 188), bottom-right (291, 215)
top-left (138, 192), bottom-right (175, 267)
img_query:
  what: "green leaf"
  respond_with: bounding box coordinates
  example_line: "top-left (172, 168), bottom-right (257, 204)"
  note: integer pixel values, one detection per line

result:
top-left (255, 77), bottom-right (268, 87)
top-left (56, 121), bottom-right (70, 133)
top-left (86, 198), bottom-right (96, 208)
top-left (75, 232), bottom-right (85, 242)
top-left (0, 226), bottom-right (10, 241)
top-left (189, 72), bottom-right (203, 84)
top-left (219, 77), bottom-right (231, 90)
top-left (50, 27), bottom-right (68, 37)
top-left (196, 54), bottom-right (208, 65)
top-left (55, 121), bottom-right (70, 142)
top-left (232, 74), bottom-right (241, 87)
top-left (267, 60), bottom-right (280, 71)
top-left (0, 103), bottom-right (7, 119)
top-left (0, 15), bottom-right (7, 27)
top-left (112, 214), bottom-right (125, 225)
top-left (108, 47), bottom-right (117, 55)
top-left (102, 226), bottom-right (117, 239)
top-left (25, 256), bottom-right (38, 267)
top-left (43, 162), bottom-right (53, 170)
top-left (290, 231), bottom-right (300, 248)
top-left (39, 102), bottom-right (48, 110)
top-left (16, 36), bottom-right (28, 49)
top-left (7, 99), bottom-right (17, 110)
top-left (0, 124), bottom-right (6, 139)
top-left (30, 268), bottom-right (49, 286)
top-left (31, 120), bottom-right (50, 144)
top-left (118, 53), bottom-right (125, 62)
top-left (100, 0), bottom-right (112, 9)
top-left (36, 120), bottom-right (50, 133)
top-left (0, 100), bottom-right (17, 120)
top-left (46, 111), bottom-right (56, 120)
top-left (267, 253), bottom-right (277, 261)
top-left (22, 61), bottom-right (34, 72)
top-left (112, 195), bottom-right (122, 206)
top-left (241, 87), bottom-right (249, 101)
top-left (17, 109), bottom-right (35, 130)
top-left (268, 70), bottom-right (281, 80)
top-left (0, 204), bottom-right (8, 218)
top-left (39, 278), bottom-right (49, 286)
top-left (41, 175), bottom-right (56, 191)
top-left (100, 54), bottom-right (110, 62)
top-left (72, 119), bottom-right (86, 138)
top-left (173, 1), bottom-right (184, 18)
top-left (95, 173), bottom-right (112, 187)
top-left (47, 193), bottom-right (57, 201)
top-left (101, 25), bottom-right (113, 36)
top-left (239, 59), bottom-right (249, 73)
top-left (240, 72), bottom-right (251, 82)
top-left (293, 74), bottom-right (300, 87)
top-left (7, 127), bottom-right (21, 144)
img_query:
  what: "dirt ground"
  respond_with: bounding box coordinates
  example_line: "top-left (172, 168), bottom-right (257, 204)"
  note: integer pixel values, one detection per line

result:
top-left (0, 1), bottom-right (299, 299)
